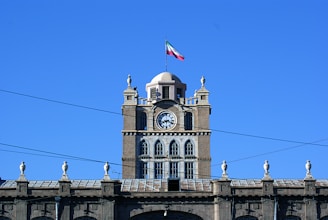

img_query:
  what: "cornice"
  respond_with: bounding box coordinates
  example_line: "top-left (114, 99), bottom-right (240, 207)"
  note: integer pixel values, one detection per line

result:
top-left (122, 130), bottom-right (211, 136)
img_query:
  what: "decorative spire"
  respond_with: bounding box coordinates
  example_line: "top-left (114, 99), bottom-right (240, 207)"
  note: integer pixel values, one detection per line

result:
top-left (18, 161), bottom-right (27, 181)
top-left (305, 160), bottom-right (313, 179)
top-left (263, 160), bottom-right (271, 180)
top-left (61, 161), bottom-right (69, 181)
top-left (103, 161), bottom-right (111, 180)
top-left (127, 74), bottom-right (132, 87)
top-left (221, 160), bottom-right (228, 179)
top-left (200, 76), bottom-right (205, 87)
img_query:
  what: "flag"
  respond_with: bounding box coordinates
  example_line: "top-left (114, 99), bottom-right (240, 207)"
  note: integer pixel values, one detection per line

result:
top-left (166, 41), bottom-right (184, 61)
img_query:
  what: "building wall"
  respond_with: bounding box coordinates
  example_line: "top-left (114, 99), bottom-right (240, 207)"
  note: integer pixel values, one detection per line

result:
top-left (1, 178), bottom-right (328, 219)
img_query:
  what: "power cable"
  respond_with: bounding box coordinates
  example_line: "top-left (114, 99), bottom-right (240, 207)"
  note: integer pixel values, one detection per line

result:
top-left (226, 138), bottom-right (328, 164)
top-left (1, 88), bottom-right (327, 147)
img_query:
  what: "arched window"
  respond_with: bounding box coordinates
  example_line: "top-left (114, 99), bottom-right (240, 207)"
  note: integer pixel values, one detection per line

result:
top-left (184, 112), bottom-right (193, 130)
top-left (185, 140), bottom-right (194, 156)
top-left (154, 140), bottom-right (163, 156)
top-left (139, 140), bottom-right (148, 155)
top-left (169, 140), bottom-right (179, 156)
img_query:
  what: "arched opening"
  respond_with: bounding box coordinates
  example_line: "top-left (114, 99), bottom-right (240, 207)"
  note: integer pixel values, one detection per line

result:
top-left (0, 217), bottom-right (12, 220)
top-left (131, 210), bottom-right (203, 220)
top-left (74, 217), bottom-right (97, 220)
top-left (169, 140), bottom-right (179, 156)
top-left (139, 140), bottom-right (148, 155)
top-left (236, 216), bottom-right (258, 220)
top-left (184, 140), bottom-right (194, 156)
top-left (31, 217), bottom-right (54, 220)
top-left (154, 140), bottom-right (164, 156)
top-left (284, 216), bottom-right (301, 220)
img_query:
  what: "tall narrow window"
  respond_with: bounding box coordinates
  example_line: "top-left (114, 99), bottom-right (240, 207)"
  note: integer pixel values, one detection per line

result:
top-left (154, 141), bottom-right (163, 156)
top-left (170, 162), bottom-right (179, 179)
top-left (169, 141), bottom-right (179, 156)
top-left (177, 88), bottom-right (182, 99)
top-left (162, 86), bottom-right (169, 99)
top-left (139, 140), bottom-right (148, 155)
top-left (184, 112), bottom-right (193, 130)
top-left (140, 162), bottom-right (148, 179)
top-left (137, 112), bottom-right (147, 130)
top-left (154, 162), bottom-right (163, 179)
top-left (185, 162), bottom-right (194, 179)
top-left (185, 140), bottom-right (194, 156)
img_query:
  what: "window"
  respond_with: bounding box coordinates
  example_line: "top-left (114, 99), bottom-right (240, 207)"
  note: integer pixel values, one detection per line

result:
top-left (150, 88), bottom-right (157, 100)
top-left (170, 162), bottom-right (179, 178)
top-left (137, 112), bottom-right (147, 130)
top-left (169, 141), bottom-right (179, 156)
top-left (139, 140), bottom-right (148, 155)
top-left (185, 162), bottom-right (194, 179)
top-left (154, 162), bottom-right (163, 179)
top-left (185, 140), bottom-right (194, 156)
top-left (154, 141), bottom-right (163, 156)
top-left (184, 112), bottom-right (193, 130)
top-left (177, 88), bottom-right (182, 99)
top-left (162, 86), bottom-right (169, 99)
top-left (140, 162), bottom-right (148, 179)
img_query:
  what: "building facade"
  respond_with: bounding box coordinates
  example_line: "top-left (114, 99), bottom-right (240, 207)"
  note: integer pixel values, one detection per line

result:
top-left (122, 72), bottom-right (211, 180)
top-left (1, 72), bottom-right (328, 220)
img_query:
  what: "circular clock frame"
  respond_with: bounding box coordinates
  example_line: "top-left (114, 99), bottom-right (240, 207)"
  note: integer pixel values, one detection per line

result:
top-left (156, 111), bottom-right (177, 130)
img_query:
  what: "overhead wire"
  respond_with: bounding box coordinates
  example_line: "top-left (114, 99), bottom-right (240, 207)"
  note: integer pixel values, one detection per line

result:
top-left (1, 88), bottom-right (327, 179)
top-left (1, 88), bottom-right (327, 147)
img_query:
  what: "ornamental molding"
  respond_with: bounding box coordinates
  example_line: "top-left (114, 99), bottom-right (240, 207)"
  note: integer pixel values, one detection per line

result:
top-left (122, 131), bottom-right (211, 136)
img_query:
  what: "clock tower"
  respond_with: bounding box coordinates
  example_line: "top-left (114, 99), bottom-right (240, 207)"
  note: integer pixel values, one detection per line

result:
top-left (122, 72), bottom-right (211, 179)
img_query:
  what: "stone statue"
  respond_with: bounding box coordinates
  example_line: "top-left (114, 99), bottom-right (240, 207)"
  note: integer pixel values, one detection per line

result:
top-left (103, 161), bottom-right (111, 180)
top-left (263, 160), bottom-right (271, 180)
top-left (305, 160), bottom-right (313, 179)
top-left (19, 161), bottom-right (25, 175)
top-left (127, 74), bottom-right (132, 87)
top-left (201, 76), bottom-right (205, 87)
top-left (61, 161), bottom-right (69, 180)
top-left (263, 160), bottom-right (270, 175)
top-left (221, 160), bottom-right (228, 179)
top-left (18, 161), bottom-right (27, 181)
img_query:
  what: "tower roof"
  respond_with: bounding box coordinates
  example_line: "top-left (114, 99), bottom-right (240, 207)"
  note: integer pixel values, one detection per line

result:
top-left (150, 72), bottom-right (182, 83)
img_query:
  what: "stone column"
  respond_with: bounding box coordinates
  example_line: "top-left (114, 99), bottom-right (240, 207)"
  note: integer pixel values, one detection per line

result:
top-left (261, 178), bottom-right (274, 220)
top-left (58, 180), bottom-right (71, 220)
top-left (212, 179), bottom-right (232, 220)
top-left (101, 180), bottom-right (121, 220)
top-left (16, 180), bottom-right (29, 219)
top-left (304, 179), bottom-right (317, 219)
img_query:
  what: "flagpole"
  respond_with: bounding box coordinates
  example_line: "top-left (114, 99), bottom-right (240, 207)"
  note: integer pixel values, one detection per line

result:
top-left (165, 40), bottom-right (168, 71)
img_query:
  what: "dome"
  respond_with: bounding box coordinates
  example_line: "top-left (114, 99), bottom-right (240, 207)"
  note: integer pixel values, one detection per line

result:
top-left (150, 72), bottom-right (182, 83)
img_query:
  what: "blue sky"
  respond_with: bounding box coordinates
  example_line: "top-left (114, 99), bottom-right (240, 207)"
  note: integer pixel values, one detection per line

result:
top-left (1, 1), bottom-right (327, 180)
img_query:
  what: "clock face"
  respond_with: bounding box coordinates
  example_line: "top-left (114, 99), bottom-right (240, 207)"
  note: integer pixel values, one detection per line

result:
top-left (156, 111), bottom-right (177, 130)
